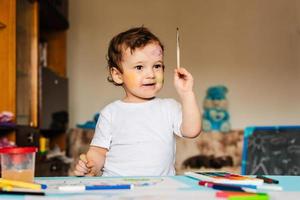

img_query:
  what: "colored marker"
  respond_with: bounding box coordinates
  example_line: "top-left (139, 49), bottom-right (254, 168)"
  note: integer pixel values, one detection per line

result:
top-left (0, 178), bottom-right (46, 190)
top-left (256, 175), bottom-right (279, 184)
top-left (199, 181), bottom-right (254, 190)
top-left (228, 193), bottom-right (269, 200)
top-left (199, 180), bottom-right (282, 191)
top-left (199, 181), bottom-right (255, 192)
top-left (216, 191), bottom-right (266, 198)
top-left (58, 184), bottom-right (133, 192)
top-left (0, 188), bottom-right (45, 196)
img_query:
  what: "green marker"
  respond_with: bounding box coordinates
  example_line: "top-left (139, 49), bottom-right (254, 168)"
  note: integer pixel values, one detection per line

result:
top-left (228, 193), bottom-right (269, 200)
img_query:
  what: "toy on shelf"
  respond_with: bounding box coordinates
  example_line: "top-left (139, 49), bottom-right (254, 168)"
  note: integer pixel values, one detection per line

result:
top-left (0, 111), bottom-right (14, 123)
top-left (202, 85), bottom-right (231, 132)
top-left (76, 113), bottom-right (99, 130)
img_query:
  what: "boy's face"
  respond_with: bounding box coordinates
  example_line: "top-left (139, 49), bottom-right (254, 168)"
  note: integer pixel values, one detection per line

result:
top-left (112, 42), bottom-right (164, 102)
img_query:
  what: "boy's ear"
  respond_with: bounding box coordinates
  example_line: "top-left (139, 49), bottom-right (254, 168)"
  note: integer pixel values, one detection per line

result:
top-left (111, 67), bottom-right (123, 85)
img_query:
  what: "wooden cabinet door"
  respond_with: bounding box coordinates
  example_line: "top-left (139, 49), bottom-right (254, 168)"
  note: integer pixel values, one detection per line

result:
top-left (16, 0), bottom-right (38, 126)
top-left (0, 0), bottom-right (16, 115)
top-left (0, 0), bottom-right (38, 127)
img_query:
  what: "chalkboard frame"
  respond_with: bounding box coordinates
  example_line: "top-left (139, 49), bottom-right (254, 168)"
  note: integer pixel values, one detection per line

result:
top-left (241, 126), bottom-right (300, 175)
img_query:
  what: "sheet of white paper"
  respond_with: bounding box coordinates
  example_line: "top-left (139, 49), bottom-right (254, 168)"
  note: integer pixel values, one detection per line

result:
top-left (26, 190), bottom-right (215, 200)
top-left (35, 176), bottom-right (189, 195)
top-left (26, 191), bottom-right (300, 200)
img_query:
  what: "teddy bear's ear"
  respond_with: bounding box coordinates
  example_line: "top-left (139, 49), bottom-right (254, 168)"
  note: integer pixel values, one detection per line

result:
top-left (206, 85), bottom-right (228, 100)
top-left (220, 86), bottom-right (228, 94)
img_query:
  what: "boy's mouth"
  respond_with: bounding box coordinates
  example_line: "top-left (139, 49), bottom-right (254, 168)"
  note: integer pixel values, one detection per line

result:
top-left (142, 83), bottom-right (156, 88)
top-left (142, 83), bottom-right (156, 86)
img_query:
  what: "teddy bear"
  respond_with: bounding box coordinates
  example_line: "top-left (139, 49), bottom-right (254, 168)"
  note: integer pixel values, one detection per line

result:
top-left (202, 85), bottom-right (231, 132)
top-left (77, 113), bottom-right (100, 129)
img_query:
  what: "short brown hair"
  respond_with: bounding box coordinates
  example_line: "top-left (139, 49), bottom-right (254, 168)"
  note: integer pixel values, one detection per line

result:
top-left (106, 26), bottom-right (164, 86)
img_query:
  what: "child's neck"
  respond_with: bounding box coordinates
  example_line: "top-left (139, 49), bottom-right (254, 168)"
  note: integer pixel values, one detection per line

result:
top-left (122, 96), bottom-right (156, 103)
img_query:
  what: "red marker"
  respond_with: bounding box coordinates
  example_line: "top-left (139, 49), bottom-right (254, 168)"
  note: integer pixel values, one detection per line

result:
top-left (199, 181), bottom-right (246, 192)
top-left (256, 175), bottom-right (279, 184)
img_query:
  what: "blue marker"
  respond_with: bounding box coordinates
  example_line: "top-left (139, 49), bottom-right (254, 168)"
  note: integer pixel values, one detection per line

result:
top-left (58, 184), bottom-right (133, 192)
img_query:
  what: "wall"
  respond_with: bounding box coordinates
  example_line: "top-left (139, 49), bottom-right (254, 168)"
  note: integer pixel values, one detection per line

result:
top-left (67, 0), bottom-right (300, 129)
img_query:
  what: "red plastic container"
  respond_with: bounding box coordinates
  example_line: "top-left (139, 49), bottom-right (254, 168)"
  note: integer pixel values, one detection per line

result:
top-left (0, 147), bottom-right (37, 182)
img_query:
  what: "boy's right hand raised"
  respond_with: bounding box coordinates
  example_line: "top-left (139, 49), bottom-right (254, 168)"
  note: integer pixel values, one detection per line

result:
top-left (74, 154), bottom-right (98, 176)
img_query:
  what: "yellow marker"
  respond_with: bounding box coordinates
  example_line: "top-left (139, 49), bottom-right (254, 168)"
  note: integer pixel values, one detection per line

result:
top-left (0, 178), bottom-right (43, 190)
top-left (0, 182), bottom-right (13, 190)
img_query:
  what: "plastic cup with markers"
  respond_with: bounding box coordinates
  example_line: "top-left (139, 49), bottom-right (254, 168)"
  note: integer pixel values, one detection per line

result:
top-left (0, 147), bottom-right (37, 183)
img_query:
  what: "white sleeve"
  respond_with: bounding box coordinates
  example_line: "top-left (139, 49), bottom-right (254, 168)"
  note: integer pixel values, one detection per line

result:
top-left (169, 99), bottom-right (183, 137)
top-left (90, 110), bottom-right (112, 149)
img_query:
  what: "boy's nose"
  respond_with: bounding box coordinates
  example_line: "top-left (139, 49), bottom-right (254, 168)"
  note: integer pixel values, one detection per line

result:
top-left (145, 68), bottom-right (155, 78)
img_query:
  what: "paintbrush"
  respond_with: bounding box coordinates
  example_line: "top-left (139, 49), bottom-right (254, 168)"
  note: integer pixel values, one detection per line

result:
top-left (176, 27), bottom-right (180, 69)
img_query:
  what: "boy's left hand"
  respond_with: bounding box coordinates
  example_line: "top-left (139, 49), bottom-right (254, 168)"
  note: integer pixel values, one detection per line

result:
top-left (174, 67), bottom-right (194, 98)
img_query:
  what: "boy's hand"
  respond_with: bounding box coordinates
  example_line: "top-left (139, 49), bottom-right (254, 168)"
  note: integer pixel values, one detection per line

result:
top-left (174, 67), bottom-right (194, 98)
top-left (174, 67), bottom-right (201, 138)
top-left (74, 154), bottom-right (98, 176)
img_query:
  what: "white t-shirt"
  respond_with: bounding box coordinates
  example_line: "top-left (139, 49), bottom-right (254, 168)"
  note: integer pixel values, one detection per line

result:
top-left (91, 98), bottom-right (183, 176)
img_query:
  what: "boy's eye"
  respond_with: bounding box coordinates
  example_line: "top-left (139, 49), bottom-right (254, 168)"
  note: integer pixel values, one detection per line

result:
top-left (154, 64), bottom-right (162, 69)
top-left (135, 65), bottom-right (143, 70)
